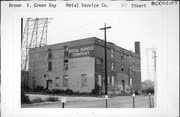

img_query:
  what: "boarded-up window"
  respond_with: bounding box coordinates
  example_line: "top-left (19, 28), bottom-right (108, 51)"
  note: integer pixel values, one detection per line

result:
top-left (81, 74), bottom-right (87, 87)
top-left (121, 51), bottom-right (124, 60)
top-left (48, 49), bottom-right (52, 59)
top-left (55, 77), bottom-right (60, 87)
top-left (64, 46), bottom-right (69, 57)
top-left (48, 62), bottom-right (52, 71)
top-left (95, 58), bottom-right (103, 65)
top-left (63, 75), bottom-right (68, 87)
top-left (64, 59), bottom-right (68, 70)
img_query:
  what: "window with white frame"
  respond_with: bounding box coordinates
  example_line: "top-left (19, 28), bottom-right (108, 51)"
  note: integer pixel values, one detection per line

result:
top-left (108, 76), bottom-right (110, 84)
top-left (98, 75), bottom-right (102, 86)
top-left (111, 48), bottom-right (114, 58)
top-left (111, 62), bottom-right (115, 71)
top-left (111, 76), bottom-right (114, 86)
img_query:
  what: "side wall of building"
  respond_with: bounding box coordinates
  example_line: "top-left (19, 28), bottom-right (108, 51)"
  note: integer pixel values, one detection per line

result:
top-left (94, 39), bottom-right (141, 94)
top-left (28, 43), bottom-right (95, 93)
top-left (28, 37), bottom-right (141, 94)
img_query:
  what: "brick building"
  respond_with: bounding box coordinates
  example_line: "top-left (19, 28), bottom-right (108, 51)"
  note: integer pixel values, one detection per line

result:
top-left (27, 37), bottom-right (141, 94)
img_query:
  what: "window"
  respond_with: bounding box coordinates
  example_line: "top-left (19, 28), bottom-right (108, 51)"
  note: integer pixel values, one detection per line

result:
top-left (121, 64), bottom-right (124, 72)
top-left (48, 62), bottom-right (52, 71)
top-left (55, 77), bottom-right (60, 87)
top-left (121, 55), bottom-right (124, 60)
top-left (108, 76), bottom-right (114, 85)
top-left (111, 49), bottom-right (114, 58)
top-left (98, 75), bottom-right (102, 86)
top-left (81, 74), bottom-right (87, 87)
top-left (64, 46), bottom-right (69, 57)
top-left (121, 68), bottom-right (124, 71)
top-left (95, 58), bottom-right (103, 65)
top-left (121, 51), bottom-right (124, 60)
top-left (130, 78), bottom-right (132, 87)
top-left (121, 80), bottom-right (125, 91)
top-left (111, 76), bottom-right (114, 86)
top-left (108, 76), bottom-right (110, 84)
top-left (129, 55), bottom-right (132, 64)
top-left (129, 66), bottom-right (132, 74)
top-left (64, 59), bottom-right (68, 70)
top-left (111, 62), bottom-right (115, 71)
top-left (63, 75), bottom-right (68, 87)
top-left (46, 80), bottom-right (52, 90)
top-left (48, 49), bottom-right (52, 59)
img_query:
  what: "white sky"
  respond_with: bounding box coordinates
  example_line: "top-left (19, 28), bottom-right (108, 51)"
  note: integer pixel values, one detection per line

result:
top-left (46, 11), bottom-right (165, 82)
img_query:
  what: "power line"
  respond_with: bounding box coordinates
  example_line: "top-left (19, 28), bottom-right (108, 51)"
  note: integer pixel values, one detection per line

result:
top-left (48, 19), bottom-right (100, 39)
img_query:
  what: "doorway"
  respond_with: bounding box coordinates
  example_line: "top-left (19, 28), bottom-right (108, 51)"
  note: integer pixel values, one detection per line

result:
top-left (46, 80), bottom-right (53, 90)
top-left (121, 80), bottom-right (125, 91)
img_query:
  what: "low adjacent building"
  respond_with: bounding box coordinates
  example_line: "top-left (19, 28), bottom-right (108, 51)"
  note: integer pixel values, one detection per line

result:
top-left (27, 37), bottom-right (141, 94)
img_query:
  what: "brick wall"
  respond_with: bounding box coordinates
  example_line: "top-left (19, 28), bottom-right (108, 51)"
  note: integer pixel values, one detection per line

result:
top-left (28, 37), bottom-right (141, 94)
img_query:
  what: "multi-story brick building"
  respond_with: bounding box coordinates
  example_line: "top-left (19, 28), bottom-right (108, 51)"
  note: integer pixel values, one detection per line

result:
top-left (27, 37), bottom-right (141, 94)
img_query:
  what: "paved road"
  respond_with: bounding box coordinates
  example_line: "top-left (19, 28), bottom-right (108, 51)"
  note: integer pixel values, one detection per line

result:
top-left (22, 94), bottom-right (154, 108)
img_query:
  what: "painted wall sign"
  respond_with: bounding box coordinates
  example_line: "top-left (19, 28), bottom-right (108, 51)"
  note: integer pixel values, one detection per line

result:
top-left (69, 45), bottom-right (94, 58)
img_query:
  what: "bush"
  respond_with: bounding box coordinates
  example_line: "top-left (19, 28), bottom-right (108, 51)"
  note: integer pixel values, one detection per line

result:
top-left (21, 89), bottom-right (30, 104)
top-left (142, 88), bottom-right (154, 94)
top-left (51, 89), bottom-right (62, 95)
top-left (24, 86), bottom-right (102, 97)
top-left (66, 89), bottom-right (74, 95)
top-left (91, 83), bottom-right (100, 95)
top-left (51, 89), bottom-right (81, 96)
top-left (117, 91), bottom-right (131, 96)
top-left (21, 83), bottom-right (32, 92)
top-left (134, 91), bottom-right (140, 95)
top-left (34, 85), bottom-right (45, 92)
top-left (45, 97), bottom-right (59, 102)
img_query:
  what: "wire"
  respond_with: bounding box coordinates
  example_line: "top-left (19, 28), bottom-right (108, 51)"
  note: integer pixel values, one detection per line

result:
top-left (48, 19), bottom-right (99, 39)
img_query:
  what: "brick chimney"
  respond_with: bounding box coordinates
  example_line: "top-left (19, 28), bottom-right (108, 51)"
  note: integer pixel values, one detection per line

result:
top-left (135, 41), bottom-right (140, 56)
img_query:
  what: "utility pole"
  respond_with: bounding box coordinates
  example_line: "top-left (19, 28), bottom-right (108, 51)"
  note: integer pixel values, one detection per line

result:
top-left (21, 18), bottom-right (23, 46)
top-left (100, 23), bottom-right (112, 108)
top-left (152, 50), bottom-right (157, 107)
top-left (146, 48), bottom-right (157, 107)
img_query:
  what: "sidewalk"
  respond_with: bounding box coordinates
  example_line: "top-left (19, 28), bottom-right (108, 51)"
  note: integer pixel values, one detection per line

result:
top-left (22, 101), bottom-right (61, 108)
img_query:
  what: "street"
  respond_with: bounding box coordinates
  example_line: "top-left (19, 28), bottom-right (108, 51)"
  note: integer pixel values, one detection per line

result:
top-left (22, 94), bottom-right (153, 108)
